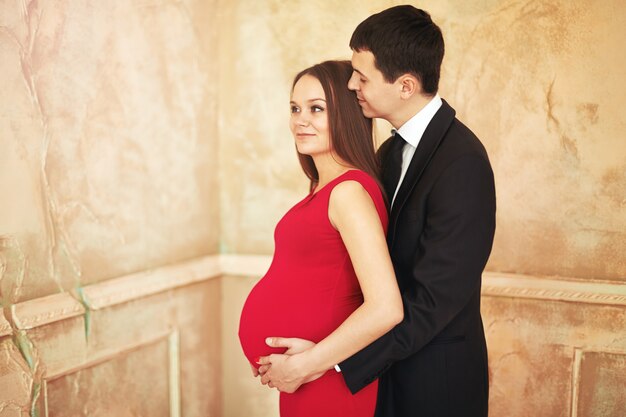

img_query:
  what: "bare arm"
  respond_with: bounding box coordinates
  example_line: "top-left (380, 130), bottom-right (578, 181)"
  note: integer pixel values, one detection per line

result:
top-left (259, 181), bottom-right (403, 392)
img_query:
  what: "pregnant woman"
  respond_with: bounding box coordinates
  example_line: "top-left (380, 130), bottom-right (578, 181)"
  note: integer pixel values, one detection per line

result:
top-left (238, 60), bottom-right (403, 417)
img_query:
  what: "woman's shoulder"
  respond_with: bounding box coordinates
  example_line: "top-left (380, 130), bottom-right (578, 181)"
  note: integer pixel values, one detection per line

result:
top-left (328, 170), bottom-right (388, 225)
top-left (339, 169), bottom-right (381, 191)
top-left (330, 170), bottom-right (384, 204)
top-left (338, 169), bottom-right (377, 184)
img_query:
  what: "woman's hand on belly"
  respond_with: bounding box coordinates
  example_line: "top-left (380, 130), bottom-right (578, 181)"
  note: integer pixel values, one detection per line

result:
top-left (257, 337), bottom-right (316, 375)
top-left (258, 337), bottom-right (325, 393)
top-left (267, 337), bottom-right (316, 355)
top-left (258, 351), bottom-right (325, 394)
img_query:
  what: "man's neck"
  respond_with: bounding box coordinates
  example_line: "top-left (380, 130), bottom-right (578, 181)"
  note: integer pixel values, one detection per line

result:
top-left (388, 94), bottom-right (436, 129)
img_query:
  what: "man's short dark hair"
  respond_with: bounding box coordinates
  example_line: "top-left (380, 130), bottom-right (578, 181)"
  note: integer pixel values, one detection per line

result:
top-left (350, 5), bottom-right (444, 95)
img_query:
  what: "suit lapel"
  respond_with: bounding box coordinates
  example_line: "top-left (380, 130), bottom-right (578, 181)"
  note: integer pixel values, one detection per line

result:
top-left (387, 100), bottom-right (456, 247)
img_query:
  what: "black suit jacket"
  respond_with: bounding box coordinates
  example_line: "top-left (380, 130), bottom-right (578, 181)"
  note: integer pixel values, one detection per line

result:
top-left (339, 100), bottom-right (496, 417)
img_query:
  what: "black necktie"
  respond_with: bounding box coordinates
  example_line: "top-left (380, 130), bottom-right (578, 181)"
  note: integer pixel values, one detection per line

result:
top-left (382, 132), bottom-right (405, 204)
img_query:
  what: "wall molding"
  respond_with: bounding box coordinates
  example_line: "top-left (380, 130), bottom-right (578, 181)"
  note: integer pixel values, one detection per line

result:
top-left (1, 254), bottom-right (624, 337)
top-left (219, 255), bottom-right (626, 306)
top-left (481, 272), bottom-right (626, 306)
top-left (0, 256), bottom-right (222, 337)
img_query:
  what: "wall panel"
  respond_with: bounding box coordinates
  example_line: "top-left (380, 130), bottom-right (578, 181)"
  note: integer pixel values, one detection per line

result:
top-left (0, 257), bottom-right (222, 417)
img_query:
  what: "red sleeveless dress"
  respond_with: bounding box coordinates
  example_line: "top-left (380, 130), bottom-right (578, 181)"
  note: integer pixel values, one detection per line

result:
top-left (238, 170), bottom-right (387, 417)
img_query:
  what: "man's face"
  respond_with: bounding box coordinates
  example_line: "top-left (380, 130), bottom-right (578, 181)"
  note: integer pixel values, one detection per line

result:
top-left (348, 50), bottom-right (400, 122)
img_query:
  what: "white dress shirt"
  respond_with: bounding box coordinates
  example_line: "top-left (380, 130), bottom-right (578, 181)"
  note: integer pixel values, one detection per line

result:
top-left (390, 94), bottom-right (443, 207)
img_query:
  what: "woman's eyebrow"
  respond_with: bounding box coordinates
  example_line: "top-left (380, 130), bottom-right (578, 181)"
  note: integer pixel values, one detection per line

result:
top-left (290, 98), bottom-right (327, 104)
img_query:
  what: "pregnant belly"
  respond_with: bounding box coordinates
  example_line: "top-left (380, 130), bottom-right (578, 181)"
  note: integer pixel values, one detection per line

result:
top-left (238, 277), bottom-right (353, 367)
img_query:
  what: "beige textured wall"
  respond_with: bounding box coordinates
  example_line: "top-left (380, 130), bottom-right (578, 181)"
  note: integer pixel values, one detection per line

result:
top-left (0, 0), bottom-right (220, 304)
top-left (443, 0), bottom-right (626, 281)
top-left (1, 0), bottom-right (221, 415)
top-left (218, 0), bottom-right (379, 255)
top-left (218, 0), bottom-right (626, 281)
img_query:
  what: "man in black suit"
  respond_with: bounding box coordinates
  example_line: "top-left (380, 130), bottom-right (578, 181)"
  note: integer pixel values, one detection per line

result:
top-left (261, 6), bottom-right (495, 416)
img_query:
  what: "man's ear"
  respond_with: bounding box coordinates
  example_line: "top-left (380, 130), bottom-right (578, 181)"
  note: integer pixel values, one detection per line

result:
top-left (398, 74), bottom-right (422, 99)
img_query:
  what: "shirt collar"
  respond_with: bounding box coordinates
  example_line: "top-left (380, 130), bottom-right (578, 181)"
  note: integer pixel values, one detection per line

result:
top-left (392, 94), bottom-right (443, 148)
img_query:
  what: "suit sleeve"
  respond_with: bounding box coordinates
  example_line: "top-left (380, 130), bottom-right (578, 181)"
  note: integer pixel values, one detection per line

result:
top-left (339, 154), bottom-right (496, 394)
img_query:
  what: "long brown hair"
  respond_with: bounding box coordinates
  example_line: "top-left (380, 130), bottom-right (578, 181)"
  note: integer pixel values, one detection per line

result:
top-left (291, 60), bottom-right (380, 191)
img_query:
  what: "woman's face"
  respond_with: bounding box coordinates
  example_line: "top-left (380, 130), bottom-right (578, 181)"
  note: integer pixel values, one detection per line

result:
top-left (289, 75), bottom-right (331, 157)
